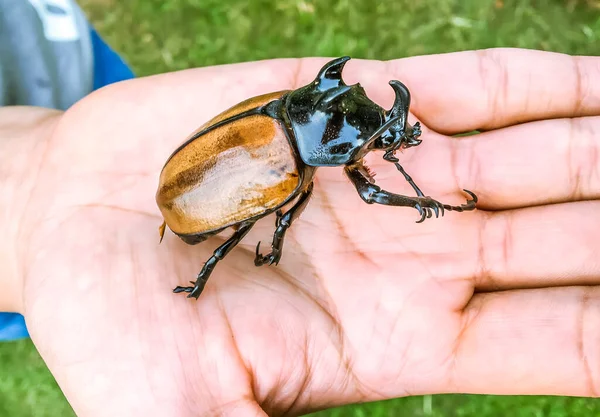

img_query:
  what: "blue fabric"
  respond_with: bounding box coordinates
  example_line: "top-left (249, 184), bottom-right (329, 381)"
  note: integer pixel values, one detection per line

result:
top-left (90, 28), bottom-right (135, 89)
top-left (0, 28), bottom-right (135, 342)
top-left (0, 315), bottom-right (28, 340)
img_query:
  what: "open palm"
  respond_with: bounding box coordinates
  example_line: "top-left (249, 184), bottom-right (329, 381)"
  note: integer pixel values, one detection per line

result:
top-left (17, 49), bottom-right (600, 416)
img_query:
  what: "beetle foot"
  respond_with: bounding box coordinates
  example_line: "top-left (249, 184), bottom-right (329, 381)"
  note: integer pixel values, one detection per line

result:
top-left (254, 241), bottom-right (281, 266)
top-left (173, 279), bottom-right (206, 299)
top-left (442, 189), bottom-right (478, 212)
top-left (413, 197), bottom-right (446, 223)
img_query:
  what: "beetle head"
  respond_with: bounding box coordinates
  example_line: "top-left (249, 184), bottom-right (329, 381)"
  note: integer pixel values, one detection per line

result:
top-left (370, 120), bottom-right (422, 152)
top-left (310, 59), bottom-right (423, 153)
top-left (285, 56), bottom-right (423, 167)
top-left (366, 80), bottom-right (422, 153)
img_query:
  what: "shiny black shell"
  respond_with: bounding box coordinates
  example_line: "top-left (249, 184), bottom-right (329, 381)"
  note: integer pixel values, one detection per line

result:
top-left (284, 56), bottom-right (390, 166)
top-left (156, 56), bottom-right (406, 243)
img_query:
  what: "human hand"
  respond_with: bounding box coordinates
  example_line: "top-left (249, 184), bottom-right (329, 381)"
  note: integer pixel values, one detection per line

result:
top-left (8, 48), bottom-right (600, 416)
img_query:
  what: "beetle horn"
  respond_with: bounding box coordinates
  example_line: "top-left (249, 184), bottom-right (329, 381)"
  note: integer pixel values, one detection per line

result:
top-left (386, 80), bottom-right (411, 133)
top-left (315, 56), bottom-right (350, 88)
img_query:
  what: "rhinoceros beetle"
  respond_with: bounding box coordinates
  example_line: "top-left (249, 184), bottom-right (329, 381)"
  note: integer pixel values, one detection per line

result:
top-left (156, 56), bottom-right (478, 299)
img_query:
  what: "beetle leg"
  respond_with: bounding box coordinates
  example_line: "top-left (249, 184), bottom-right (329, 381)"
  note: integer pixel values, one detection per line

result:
top-left (275, 209), bottom-right (283, 227)
top-left (173, 221), bottom-right (255, 299)
top-left (345, 161), bottom-right (477, 223)
top-left (383, 150), bottom-right (425, 197)
top-left (255, 182), bottom-right (314, 267)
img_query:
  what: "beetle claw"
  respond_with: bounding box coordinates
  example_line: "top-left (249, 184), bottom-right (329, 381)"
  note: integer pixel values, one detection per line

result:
top-left (254, 241), bottom-right (267, 266)
top-left (415, 204), bottom-right (426, 223)
top-left (173, 286), bottom-right (193, 293)
top-left (187, 285), bottom-right (204, 299)
top-left (440, 189), bottom-right (478, 213)
top-left (268, 249), bottom-right (281, 266)
top-left (415, 197), bottom-right (449, 223)
top-left (254, 241), bottom-right (282, 266)
top-left (255, 241), bottom-right (262, 257)
top-left (173, 280), bottom-right (206, 299)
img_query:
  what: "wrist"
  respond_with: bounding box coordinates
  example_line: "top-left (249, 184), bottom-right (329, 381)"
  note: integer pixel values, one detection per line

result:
top-left (0, 106), bottom-right (63, 313)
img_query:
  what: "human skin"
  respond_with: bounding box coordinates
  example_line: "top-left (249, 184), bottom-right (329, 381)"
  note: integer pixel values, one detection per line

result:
top-left (1, 48), bottom-right (599, 416)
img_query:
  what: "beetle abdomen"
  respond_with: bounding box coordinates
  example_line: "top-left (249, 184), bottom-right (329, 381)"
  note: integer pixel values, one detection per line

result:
top-left (156, 113), bottom-right (300, 236)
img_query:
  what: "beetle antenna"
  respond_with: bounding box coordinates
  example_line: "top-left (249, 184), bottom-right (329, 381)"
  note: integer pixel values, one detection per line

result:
top-left (386, 80), bottom-right (411, 133)
top-left (315, 56), bottom-right (351, 89)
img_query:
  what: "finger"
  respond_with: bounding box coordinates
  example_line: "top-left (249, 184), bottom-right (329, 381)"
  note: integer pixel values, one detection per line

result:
top-left (295, 48), bottom-right (600, 135)
top-left (468, 200), bottom-right (600, 292)
top-left (464, 116), bottom-right (600, 209)
top-left (414, 115), bottom-right (600, 210)
top-left (80, 48), bottom-right (600, 161)
top-left (353, 198), bottom-right (600, 292)
top-left (388, 48), bottom-right (600, 134)
top-left (449, 286), bottom-right (600, 397)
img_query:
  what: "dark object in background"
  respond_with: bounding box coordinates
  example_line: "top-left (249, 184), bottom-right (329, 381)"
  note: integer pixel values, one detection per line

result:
top-left (155, 56), bottom-right (477, 299)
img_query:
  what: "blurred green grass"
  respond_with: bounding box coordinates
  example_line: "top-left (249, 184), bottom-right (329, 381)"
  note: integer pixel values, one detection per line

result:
top-left (82, 0), bottom-right (600, 75)
top-left (1, 0), bottom-right (600, 416)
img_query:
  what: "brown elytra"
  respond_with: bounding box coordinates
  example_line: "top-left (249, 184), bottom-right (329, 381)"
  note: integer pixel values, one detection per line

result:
top-left (156, 91), bottom-right (305, 236)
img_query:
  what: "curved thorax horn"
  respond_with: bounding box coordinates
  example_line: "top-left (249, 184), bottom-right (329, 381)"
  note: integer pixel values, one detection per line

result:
top-left (314, 56), bottom-right (350, 90)
top-left (386, 80), bottom-right (411, 133)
